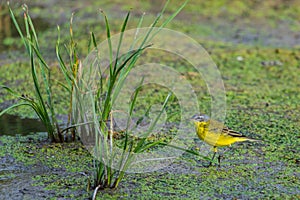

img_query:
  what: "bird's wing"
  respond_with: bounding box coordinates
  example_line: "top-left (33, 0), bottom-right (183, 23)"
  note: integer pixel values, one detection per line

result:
top-left (208, 120), bottom-right (246, 138)
top-left (222, 126), bottom-right (244, 137)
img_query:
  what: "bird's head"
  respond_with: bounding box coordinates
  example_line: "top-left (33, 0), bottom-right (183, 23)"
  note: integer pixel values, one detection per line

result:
top-left (191, 114), bottom-right (210, 123)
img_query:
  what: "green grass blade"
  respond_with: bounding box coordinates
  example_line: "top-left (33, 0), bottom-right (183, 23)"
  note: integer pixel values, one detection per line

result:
top-left (23, 5), bottom-right (40, 50)
top-left (88, 32), bottom-right (98, 53)
top-left (0, 102), bottom-right (31, 117)
top-left (1, 85), bottom-right (21, 98)
top-left (135, 140), bottom-right (164, 153)
top-left (115, 44), bottom-right (152, 76)
top-left (24, 11), bottom-right (55, 128)
top-left (115, 12), bottom-right (146, 91)
top-left (29, 48), bottom-right (51, 126)
top-left (100, 10), bottom-right (114, 121)
top-left (21, 4), bottom-right (49, 118)
top-left (120, 76), bottom-right (144, 163)
top-left (158, 142), bottom-right (213, 162)
top-left (112, 153), bottom-right (134, 188)
top-left (55, 80), bottom-right (71, 93)
top-left (160, 1), bottom-right (188, 29)
top-left (129, 12), bottom-right (145, 51)
top-left (129, 77), bottom-right (144, 116)
top-left (148, 1), bottom-right (189, 43)
top-left (113, 11), bottom-right (130, 75)
top-left (7, 4), bottom-right (29, 52)
top-left (24, 11), bottom-right (31, 42)
top-left (56, 25), bottom-right (72, 87)
top-left (27, 40), bottom-right (50, 70)
top-left (134, 92), bottom-right (172, 153)
top-left (110, 44), bottom-right (151, 107)
top-left (91, 32), bottom-right (98, 48)
top-left (135, 0), bottom-right (170, 48)
top-left (109, 1), bottom-right (174, 106)
top-left (89, 32), bottom-right (103, 110)
top-left (101, 10), bottom-right (113, 77)
top-left (60, 121), bottom-right (94, 134)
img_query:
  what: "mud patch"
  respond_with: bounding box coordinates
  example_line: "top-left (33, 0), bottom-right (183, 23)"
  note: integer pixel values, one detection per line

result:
top-left (0, 155), bottom-right (48, 200)
top-left (0, 135), bottom-right (92, 199)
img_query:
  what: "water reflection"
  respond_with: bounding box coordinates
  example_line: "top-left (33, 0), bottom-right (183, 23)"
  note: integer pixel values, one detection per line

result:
top-left (0, 114), bottom-right (46, 136)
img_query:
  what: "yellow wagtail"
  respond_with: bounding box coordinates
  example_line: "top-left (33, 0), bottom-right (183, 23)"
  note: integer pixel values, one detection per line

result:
top-left (191, 114), bottom-right (260, 167)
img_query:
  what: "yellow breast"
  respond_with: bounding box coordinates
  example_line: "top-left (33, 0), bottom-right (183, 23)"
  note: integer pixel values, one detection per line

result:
top-left (194, 121), bottom-right (248, 147)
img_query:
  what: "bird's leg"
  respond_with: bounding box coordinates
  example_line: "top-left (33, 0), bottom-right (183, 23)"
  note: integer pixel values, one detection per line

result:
top-left (217, 145), bottom-right (232, 166)
top-left (203, 152), bottom-right (216, 167)
top-left (217, 154), bottom-right (222, 167)
top-left (203, 147), bottom-right (217, 167)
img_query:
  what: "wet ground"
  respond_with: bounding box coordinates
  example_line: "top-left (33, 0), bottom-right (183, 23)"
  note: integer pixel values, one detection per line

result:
top-left (0, 133), bottom-right (298, 199)
top-left (0, 134), bottom-right (92, 199)
top-left (0, 154), bottom-right (47, 200)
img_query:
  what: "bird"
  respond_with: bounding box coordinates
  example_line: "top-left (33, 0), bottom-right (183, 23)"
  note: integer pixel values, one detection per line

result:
top-left (191, 113), bottom-right (260, 167)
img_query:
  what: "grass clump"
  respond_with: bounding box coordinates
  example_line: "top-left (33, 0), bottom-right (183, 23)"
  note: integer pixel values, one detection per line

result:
top-left (0, 3), bottom-right (79, 142)
top-left (70, 1), bottom-right (203, 197)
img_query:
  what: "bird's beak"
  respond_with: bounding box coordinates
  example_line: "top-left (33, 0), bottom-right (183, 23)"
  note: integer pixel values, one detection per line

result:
top-left (190, 117), bottom-right (197, 123)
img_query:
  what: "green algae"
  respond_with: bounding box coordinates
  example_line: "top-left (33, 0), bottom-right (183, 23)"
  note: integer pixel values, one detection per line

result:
top-left (0, 132), bottom-right (298, 199)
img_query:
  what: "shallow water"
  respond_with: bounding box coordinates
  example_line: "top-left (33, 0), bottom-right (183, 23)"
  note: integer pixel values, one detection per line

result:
top-left (0, 114), bottom-right (46, 136)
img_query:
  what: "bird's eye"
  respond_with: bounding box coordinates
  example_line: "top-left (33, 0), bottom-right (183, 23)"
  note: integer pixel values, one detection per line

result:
top-left (196, 115), bottom-right (204, 121)
top-left (192, 114), bottom-right (206, 121)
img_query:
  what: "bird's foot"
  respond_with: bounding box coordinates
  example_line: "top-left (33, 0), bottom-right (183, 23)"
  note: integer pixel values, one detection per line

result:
top-left (217, 154), bottom-right (224, 167)
top-left (202, 161), bottom-right (213, 168)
